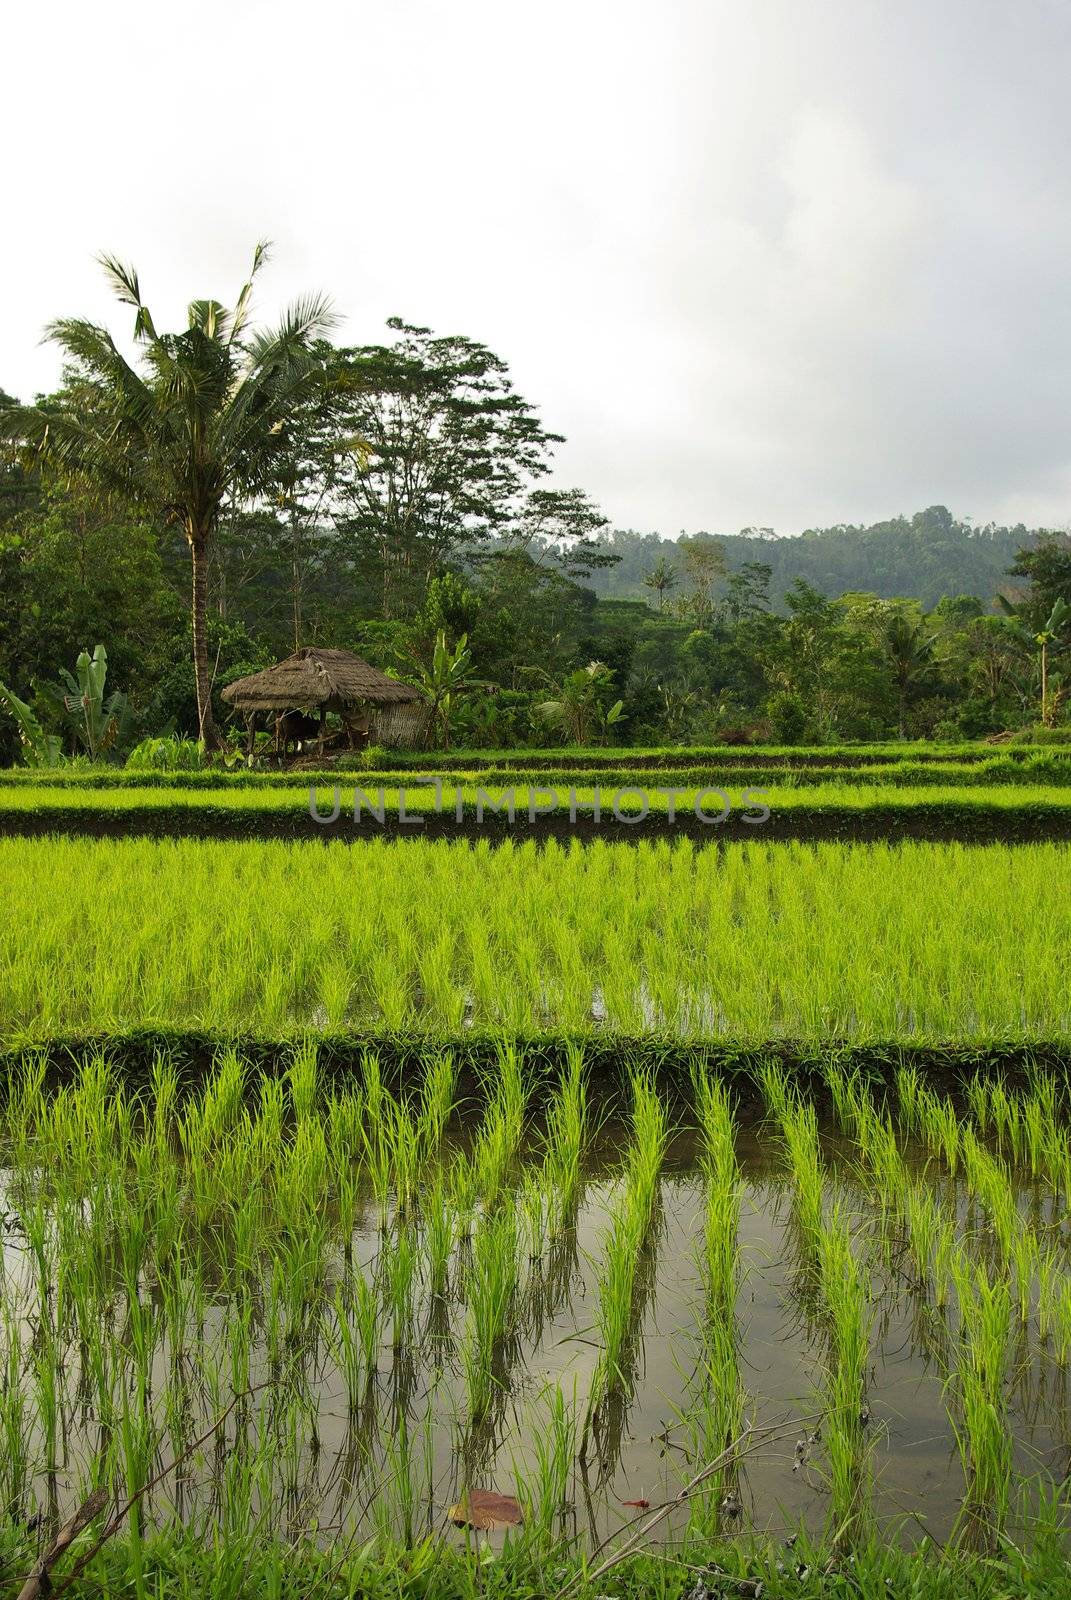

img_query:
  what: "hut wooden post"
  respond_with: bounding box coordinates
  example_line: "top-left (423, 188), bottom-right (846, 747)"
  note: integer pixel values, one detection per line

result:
top-left (244, 711), bottom-right (258, 756)
top-left (318, 703), bottom-right (327, 755)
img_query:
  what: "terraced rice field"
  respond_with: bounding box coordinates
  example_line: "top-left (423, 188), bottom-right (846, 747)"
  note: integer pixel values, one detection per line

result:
top-left (2, 757), bottom-right (1070, 1596)
top-left (3, 741), bottom-right (1069, 844)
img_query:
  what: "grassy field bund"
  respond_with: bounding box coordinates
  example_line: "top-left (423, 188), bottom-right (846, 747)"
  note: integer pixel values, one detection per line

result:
top-left (5, 780), bottom-right (1071, 846)
top-left (2, 747), bottom-right (1071, 788)
top-left (3, 741), bottom-right (1070, 848)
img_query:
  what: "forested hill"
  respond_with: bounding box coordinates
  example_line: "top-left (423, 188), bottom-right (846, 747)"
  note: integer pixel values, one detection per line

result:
top-left (581, 506), bottom-right (1050, 609)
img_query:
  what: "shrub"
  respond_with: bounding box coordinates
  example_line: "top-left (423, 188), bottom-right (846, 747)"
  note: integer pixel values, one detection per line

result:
top-left (766, 691), bottom-right (812, 745)
top-left (1010, 725), bottom-right (1071, 746)
top-left (126, 736), bottom-right (205, 772)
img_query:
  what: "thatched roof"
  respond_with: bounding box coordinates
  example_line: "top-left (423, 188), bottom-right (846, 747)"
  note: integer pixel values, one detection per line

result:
top-left (222, 648), bottom-right (422, 713)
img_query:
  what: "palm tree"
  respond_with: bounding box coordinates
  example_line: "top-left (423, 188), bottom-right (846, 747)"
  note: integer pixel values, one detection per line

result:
top-left (642, 555), bottom-right (678, 611)
top-left (997, 594), bottom-right (1070, 725)
top-left (0, 244), bottom-right (336, 747)
top-left (534, 661), bottom-right (625, 746)
top-left (883, 612), bottom-right (938, 738)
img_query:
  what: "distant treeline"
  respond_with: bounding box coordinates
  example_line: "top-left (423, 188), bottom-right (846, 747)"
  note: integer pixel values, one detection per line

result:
top-left (580, 506), bottom-right (1047, 610)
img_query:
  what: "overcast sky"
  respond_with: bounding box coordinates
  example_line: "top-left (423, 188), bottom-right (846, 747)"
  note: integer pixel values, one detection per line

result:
top-left (4, 0), bottom-right (1070, 537)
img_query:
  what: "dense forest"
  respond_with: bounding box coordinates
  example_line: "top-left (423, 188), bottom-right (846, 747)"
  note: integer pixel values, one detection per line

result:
top-left (584, 511), bottom-right (1047, 611)
top-left (2, 251), bottom-right (1070, 759)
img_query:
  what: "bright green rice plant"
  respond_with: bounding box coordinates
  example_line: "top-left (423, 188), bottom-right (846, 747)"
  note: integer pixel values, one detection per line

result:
top-left (948, 1252), bottom-right (1013, 1548)
top-left (515, 1380), bottom-right (579, 1545)
top-left (461, 1205), bottom-right (520, 1423)
top-left (457, 1043), bottom-right (528, 1212)
top-left (7, 836), bottom-right (1071, 1038)
top-left (542, 1042), bottom-right (589, 1238)
top-left (586, 1073), bottom-right (668, 1422)
top-left (780, 1100), bottom-right (825, 1265)
top-left (815, 1203), bottom-right (874, 1542)
top-left (692, 1065), bottom-right (741, 1321)
top-left (381, 1220), bottom-right (418, 1358)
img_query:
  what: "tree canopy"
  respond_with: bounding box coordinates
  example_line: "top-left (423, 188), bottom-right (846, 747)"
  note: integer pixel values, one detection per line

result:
top-left (2, 259), bottom-right (1069, 760)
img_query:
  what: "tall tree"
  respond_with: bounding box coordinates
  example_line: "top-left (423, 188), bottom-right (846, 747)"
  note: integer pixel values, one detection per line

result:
top-left (499, 486), bottom-right (612, 577)
top-left (0, 244), bottom-right (335, 746)
top-left (881, 610), bottom-right (939, 738)
top-left (723, 561), bottom-right (772, 623)
top-left (642, 555), bottom-right (678, 611)
top-left (330, 320), bottom-right (565, 618)
top-left (1005, 535), bottom-right (1071, 624)
top-left (675, 535), bottom-right (728, 626)
top-left (998, 592), bottom-right (1071, 725)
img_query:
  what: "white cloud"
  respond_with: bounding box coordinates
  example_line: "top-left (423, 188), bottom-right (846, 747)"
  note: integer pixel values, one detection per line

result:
top-left (2, 0), bottom-right (1070, 535)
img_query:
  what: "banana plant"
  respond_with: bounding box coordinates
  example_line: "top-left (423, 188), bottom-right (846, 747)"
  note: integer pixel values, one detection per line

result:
top-left (35, 645), bottom-right (132, 760)
top-left (403, 630), bottom-right (486, 750)
top-left (0, 682), bottom-right (62, 767)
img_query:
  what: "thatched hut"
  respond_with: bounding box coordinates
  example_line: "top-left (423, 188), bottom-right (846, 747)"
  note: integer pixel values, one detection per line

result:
top-left (222, 647), bottom-right (424, 754)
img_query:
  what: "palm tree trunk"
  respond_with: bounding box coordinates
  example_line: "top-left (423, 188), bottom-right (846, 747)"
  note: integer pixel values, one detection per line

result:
top-left (1041, 642), bottom-right (1048, 725)
top-left (291, 509), bottom-right (303, 650)
top-left (190, 533), bottom-right (219, 749)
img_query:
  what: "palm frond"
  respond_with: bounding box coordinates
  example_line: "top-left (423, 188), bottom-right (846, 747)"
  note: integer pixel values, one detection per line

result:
top-left (246, 294), bottom-right (338, 365)
top-left (97, 253), bottom-right (157, 341)
top-left (188, 299), bottom-right (231, 341)
top-left (230, 239), bottom-right (273, 344)
top-left (0, 403), bottom-right (51, 453)
top-left (44, 320), bottom-right (160, 439)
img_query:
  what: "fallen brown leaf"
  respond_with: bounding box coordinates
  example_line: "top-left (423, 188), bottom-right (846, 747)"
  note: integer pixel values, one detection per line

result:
top-left (448, 1488), bottom-right (523, 1531)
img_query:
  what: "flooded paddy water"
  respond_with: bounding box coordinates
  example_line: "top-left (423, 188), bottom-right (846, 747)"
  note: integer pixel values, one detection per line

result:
top-left (1, 1052), bottom-right (1069, 1559)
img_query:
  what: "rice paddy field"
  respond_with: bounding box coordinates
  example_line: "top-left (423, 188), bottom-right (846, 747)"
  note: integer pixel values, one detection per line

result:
top-left (3, 742), bottom-right (1070, 845)
top-left (2, 749), bottom-right (1071, 1597)
top-left (2, 836), bottom-right (1070, 1040)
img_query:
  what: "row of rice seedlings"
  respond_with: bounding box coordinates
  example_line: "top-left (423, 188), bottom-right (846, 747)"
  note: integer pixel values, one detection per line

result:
top-left (758, 1064), bottom-right (880, 1538)
top-left (326, 1273), bottom-right (383, 1411)
top-left (959, 1130), bottom-right (1039, 1323)
top-left (948, 1253), bottom-right (1013, 1547)
top-left (893, 1065), bottom-right (1057, 1332)
top-left (896, 1064), bottom-right (1066, 1227)
top-left (6, 836), bottom-right (1071, 1038)
top-left (454, 1043), bottom-right (528, 1214)
top-left (778, 1099), bottom-right (826, 1265)
top-left (814, 1204), bottom-right (875, 1541)
top-left (0, 1089), bottom-right (432, 1550)
top-left (542, 1043), bottom-right (589, 1238)
top-left (461, 1206), bottom-right (522, 1423)
top-left (685, 1068), bottom-right (746, 1530)
top-left (585, 1075), bottom-right (669, 1429)
top-left (693, 1067), bottom-right (742, 1321)
top-left (896, 1067), bottom-right (965, 1176)
top-left (964, 1067), bottom-right (1067, 1187)
top-left (2, 1045), bottom-right (1062, 1556)
top-left (357, 1048), bottom-right (460, 1226)
top-left (823, 1064), bottom-right (959, 1307)
top-left (899, 1186), bottom-right (958, 1310)
top-left (1036, 1248), bottom-right (1071, 1363)
top-left (515, 1381), bottom-right (581, 1545)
